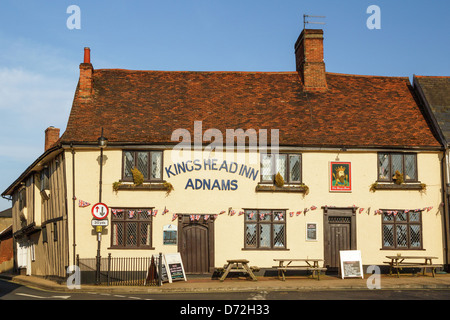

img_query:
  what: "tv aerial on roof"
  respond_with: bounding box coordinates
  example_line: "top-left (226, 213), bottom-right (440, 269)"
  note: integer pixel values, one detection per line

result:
top-left (303, 14), bottom-right (326, 29)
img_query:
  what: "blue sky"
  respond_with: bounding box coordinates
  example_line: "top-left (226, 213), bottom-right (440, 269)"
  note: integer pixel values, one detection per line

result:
top-left (0, 0), bottom-right (449, 211)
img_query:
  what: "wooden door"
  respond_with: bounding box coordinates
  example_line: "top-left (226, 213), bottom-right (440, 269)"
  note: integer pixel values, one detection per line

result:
top-left (323, 208), bottom-right (356, 271)
top-left (329, 223), bottom-right (351, 269)
top-left (178, 215), bottom-right (215, 274)
top-left (182, 225), bottom-right (209, 273)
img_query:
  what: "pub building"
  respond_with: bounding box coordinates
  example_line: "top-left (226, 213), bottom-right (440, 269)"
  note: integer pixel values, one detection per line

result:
top-left (2, 28), bottom-right (447, 281)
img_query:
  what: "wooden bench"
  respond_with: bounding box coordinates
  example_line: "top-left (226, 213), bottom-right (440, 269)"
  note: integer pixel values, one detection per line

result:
top-left (384, 255), bottom-right (443, 278)
top-left (219, 259), bottom-right (258, 281)
top-left (273, 259), bottom-right (326, 281)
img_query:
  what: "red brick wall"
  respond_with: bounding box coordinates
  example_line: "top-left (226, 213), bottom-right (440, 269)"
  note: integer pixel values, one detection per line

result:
top-left (45, 127), bottom-right (60, 151)
top-left (78, 63), bottom-right (93, 99)
top-left (295, 29), bottom-right (327, 91)
top-left (0, 237), bottom-right (13, 263)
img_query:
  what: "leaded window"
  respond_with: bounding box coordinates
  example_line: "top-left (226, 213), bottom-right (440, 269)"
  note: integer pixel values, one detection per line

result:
top-left (260, 153), bottom-right (301, 184)
top-left (244, 209), bottom-right (286, 249)
top-left (382, 210), bottom-right (422, 249)
top-left (111, 208), bottom-right (153, 248)
top-left (378, 153), bottom-right (417, 182)
top-left (122, 151), bottom-right (163, 182)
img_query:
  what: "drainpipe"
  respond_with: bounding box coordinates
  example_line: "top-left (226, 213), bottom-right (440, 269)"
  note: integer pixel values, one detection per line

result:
top-left (71, 143), bottom-right (76, 267)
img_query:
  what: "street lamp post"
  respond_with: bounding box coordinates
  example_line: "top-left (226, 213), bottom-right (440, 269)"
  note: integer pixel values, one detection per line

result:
top-left (95, 128), bottom-right (107, 285)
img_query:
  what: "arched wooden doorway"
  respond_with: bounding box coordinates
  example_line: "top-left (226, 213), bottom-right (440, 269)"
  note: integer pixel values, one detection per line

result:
top-left (178, 215), bottom-right (215, 274)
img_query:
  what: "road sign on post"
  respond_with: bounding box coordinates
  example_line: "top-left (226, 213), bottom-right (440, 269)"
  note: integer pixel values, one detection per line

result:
top-left (92, 203), bottom-right (109, 220)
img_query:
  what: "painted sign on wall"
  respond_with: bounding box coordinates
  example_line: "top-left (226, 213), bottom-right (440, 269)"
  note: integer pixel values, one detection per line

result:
top-left (164, 158), bottom-right (259, 191)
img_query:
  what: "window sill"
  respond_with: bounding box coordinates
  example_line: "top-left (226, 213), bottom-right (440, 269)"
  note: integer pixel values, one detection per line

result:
top-left (370, 182), bottom-right (426, 191)
top-left (380, 248), bottom-right (425, 251)
top-left (108, 247), bottom-right (155, 250)
top-left (255, 183), bottom-right (309, 194)
top-left (114, 181), bottom-right (171, 192)
top-left (241, 248), bottom-right (290, 251)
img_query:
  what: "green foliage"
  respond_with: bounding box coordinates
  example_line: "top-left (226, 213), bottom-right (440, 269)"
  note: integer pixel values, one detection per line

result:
top-left (393, 170), bottom-right (404, 185)
top-left (275, 172), bottom-right (285, 188)
top-left (112, 181), bottom-right (122, 192)
top-left (131, 167), bottom-right (144, 186)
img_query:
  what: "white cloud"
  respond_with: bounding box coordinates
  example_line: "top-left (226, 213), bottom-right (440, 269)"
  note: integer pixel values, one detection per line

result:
top-left (0, 37), bottom-right (79, 211)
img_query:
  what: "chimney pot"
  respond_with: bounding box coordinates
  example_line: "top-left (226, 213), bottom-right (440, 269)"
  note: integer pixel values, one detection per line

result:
top-left (84, 47), bottom-right (91, 64)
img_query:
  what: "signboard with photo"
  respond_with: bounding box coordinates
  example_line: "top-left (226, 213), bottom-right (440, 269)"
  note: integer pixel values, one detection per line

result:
top-left (339, 250), bottom-right (363, 279)
top-left (306, 223), bottom-right (317, 241)
top-left (330, 162), bottom-right (352, 192)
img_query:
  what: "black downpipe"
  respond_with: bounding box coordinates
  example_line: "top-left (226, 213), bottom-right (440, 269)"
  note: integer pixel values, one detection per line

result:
top-left (71, 143), bottom-right (76, 267)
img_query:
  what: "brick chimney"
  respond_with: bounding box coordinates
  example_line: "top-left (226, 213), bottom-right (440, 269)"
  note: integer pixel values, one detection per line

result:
top-left (294, 29), bottom-right (328, 91)
top-left (78, 47), bottom-right (93, 99)
top-left (45, 126), bottom-right (60, 151)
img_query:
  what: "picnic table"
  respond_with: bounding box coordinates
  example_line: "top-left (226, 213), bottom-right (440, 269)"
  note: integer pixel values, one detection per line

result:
top-left (273, 258), bottom-right (327, 281)
top-left (385, 255), bottom-right (442, 277)
top-left (219, 259), bottom-right (258, 282)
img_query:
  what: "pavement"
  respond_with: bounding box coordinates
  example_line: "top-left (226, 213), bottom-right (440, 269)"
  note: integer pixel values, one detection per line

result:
top-left (2, 271), bottom-right (450, 294)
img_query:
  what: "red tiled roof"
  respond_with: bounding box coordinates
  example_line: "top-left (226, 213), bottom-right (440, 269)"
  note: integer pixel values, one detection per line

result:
top-left (60, 69), bottom-right (441, 148)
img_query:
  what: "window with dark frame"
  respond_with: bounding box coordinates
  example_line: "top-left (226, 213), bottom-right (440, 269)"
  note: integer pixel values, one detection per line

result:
top-left (122, 151), bottom-right (163, 182)
top-left (260, 153), bottom-right (301, 184)
top-left (111, 208), bottom-right (153, 248)
top-left (42, 226), bottom-right (48, 243)
top-left (40, 167), bottom-right (50, 191)
top-left (378, 153), bottom-right (417, 182)
top-left (382, 210), bottom-right (422, 250)
top-left (244, 209), bottom-right (286, 249)
top-left (53, 222), bottom-right (58, 242)
top-left (18, 188), bottom-right (26, 211)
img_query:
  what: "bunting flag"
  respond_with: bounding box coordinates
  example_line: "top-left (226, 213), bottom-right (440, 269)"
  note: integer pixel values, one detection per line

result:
top-left (78, 200), bottom-right (90, 208)
top-left (304, 208), bottom-right (309, 214)
top-left (152, 210), bottom-right (158, 217)
top-left (310, 206), bottom-right (317, 211)
top-left (129, 210), bottom-right (135, 219)
top-left (195, 214), bottom-right (201, 221)
top-left (296, 211), bottom-right (302, 216)
top-left (112, 209), bottom-right (124, 216)
top-left (219, 210), bottom-right (226, 215)
top-left (404, 209), bottom-right (410, 213)
top-left (190, 215), bottom-right (194, 221)
top-left (238, 211), bottom-right (244, 216)
top-left (259, 212), bottom-right (265, 220)
top-left (229, 210), bottom-right (236, 216)
top-left (289, 212), bottom-right (294, 217)
top-left (359, 208), bottom-right (364, 214)
top-left (163, 207), bottom-right (169, 215)
top-left (171, 213), bottom-right (177, 221)
top-left (204, 214), bottom-right (210, 221)
top-left (214, 214), bottom-right (218, 219)
top-left (249, 212), bottom-right (255, 219)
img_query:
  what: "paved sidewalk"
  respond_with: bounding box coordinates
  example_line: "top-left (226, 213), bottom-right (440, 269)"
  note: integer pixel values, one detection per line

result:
top-left (2, 272), bottom-right (450, 294)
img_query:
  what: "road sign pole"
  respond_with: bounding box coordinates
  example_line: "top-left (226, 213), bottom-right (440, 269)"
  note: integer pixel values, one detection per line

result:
top-left (92, 203), bottom-right (109, 285)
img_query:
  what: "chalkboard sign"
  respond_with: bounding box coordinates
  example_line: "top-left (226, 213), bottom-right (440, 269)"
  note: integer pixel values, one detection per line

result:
top-left (152, 254), bottom-right (170, 283)
top-left (340, 250), bottom-right (364, 279)
top-left (164, 253), bottom-right (187, 282)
